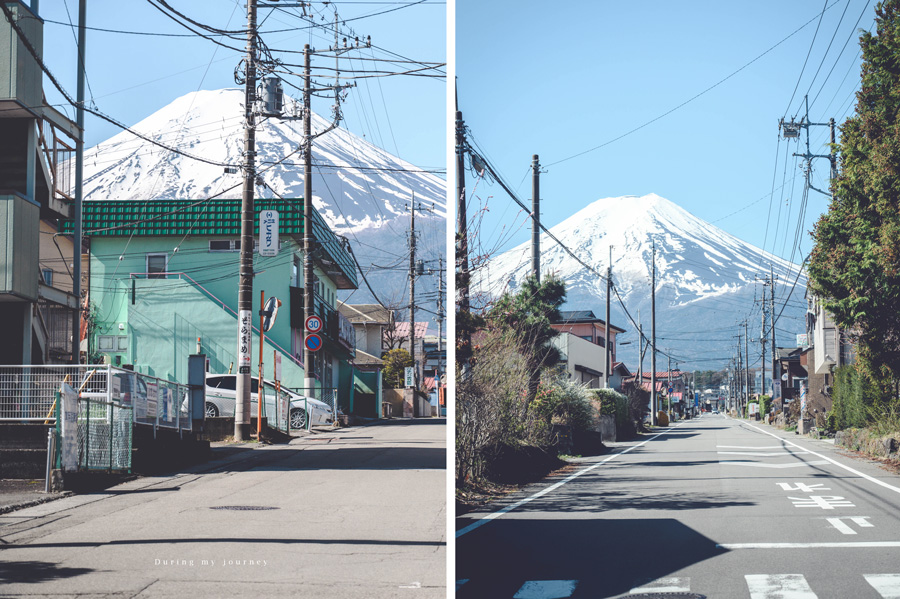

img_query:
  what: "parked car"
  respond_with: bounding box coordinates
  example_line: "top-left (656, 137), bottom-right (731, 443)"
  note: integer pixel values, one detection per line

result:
top-left (202, 374), bottom-right (333, 429)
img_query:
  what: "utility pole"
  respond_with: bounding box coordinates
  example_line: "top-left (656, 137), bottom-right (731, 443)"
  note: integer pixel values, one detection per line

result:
top-left (651, 242), bottom-right (657, 426)
top-left (667, 352), bottom-right (672, 420)
top-left (408, 197), bottom-right (419, 388)
top-left (744, 320), bottom-right (750, 411)
top-left (761, 300), bottom-right (767, 400)
top-left (531, 154), bottom-right (540, 281)
top-left (301, 42), bottom-right (317, 397)
top-left (72, 0), bottom-right (86, 365)
top-left (736, 335), bottom-right (743, 416)
top-left (604, 246), bottom-right (611, 388)
top-left (455, 111), bottom-right (470, 365)
top-left (770, 267), bottom-right (778, 410)
top-left (235, 0), bottom-right (258, 441)
top-left (638, 310), bottom-right (644, 399)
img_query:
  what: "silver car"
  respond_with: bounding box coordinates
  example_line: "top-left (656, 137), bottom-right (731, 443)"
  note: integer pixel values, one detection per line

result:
top-left (203, 374), bottom-right (333, 429)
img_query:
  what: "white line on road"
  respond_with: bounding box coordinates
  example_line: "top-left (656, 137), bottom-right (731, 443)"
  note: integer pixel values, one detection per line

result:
top-left (630, 577), bottom-right (691, 593)
top-left (719, 460), bottom-right (830, 469)
top-left (745, 422), bottom-right (900, 496)
top-left (745, 574), bottom-right (817, 598)
top-left (718, 451), bottom-right (811, 456)
top-left (826, 517), bottom-right (857, 535)
top-left (718, 445), bottom-right (793, 449)
top-left (455, 425), bottom-right (682, 538)
top-left (864, 574), bottom-right (900, 599)
top-left (720, 541), bottom-right (900, 549)
top-left (513, 580), bottom-right (578, 599)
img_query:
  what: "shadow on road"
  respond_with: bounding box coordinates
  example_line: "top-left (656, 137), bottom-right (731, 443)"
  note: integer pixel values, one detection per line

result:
top-left (456, 518), bottom-right (725, 598)
top-left (0, 561), bottom-right (95, 584)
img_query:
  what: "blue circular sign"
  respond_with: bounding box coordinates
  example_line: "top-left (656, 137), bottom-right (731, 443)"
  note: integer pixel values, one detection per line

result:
top-left (304, 333), bottom-right (322, 352)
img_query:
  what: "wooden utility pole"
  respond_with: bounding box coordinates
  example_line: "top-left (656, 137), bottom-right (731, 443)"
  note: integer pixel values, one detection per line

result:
top-left (455, 111), bottom-right (470, 363)
top-left (72, 0), bottom-right (86, 364)
top-left (651, 242), bottom-right (657, 426)
top-left (531, 154), bottom-right (540, 281)
top-left (408, 197), bottom-right (418, 388)
top-left (604, 246), bottom-right (611, 388)
top-left (235, 0), bottom-right (258, 441)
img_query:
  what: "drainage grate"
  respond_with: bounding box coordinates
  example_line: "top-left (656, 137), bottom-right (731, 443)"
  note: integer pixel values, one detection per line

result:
top-left (210, 506), bottom-right (279, 511)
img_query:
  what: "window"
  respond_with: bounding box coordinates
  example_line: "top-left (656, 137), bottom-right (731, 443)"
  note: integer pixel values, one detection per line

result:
top-left (209, 240), bottom-right (232, 252)
top-left (41, 269), bottom-right (53, 286)
top-left (147, 254), bottom-right (168, 279)
top-left (98, 335), bottom-right (127, 352)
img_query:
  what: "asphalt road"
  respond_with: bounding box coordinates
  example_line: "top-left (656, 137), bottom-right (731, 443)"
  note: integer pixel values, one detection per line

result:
top-left (0, 419), bottom-right (446, 598)
top-left (456, 414), bottom-right (900, 599)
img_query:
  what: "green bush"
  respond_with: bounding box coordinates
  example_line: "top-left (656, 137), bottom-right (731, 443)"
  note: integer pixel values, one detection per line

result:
top-left (592, 388), bottom-right (629, 431)
top-left (831, 365), bottom-right (881, 430)
top-left (530, 376), bottom-right (594, 436)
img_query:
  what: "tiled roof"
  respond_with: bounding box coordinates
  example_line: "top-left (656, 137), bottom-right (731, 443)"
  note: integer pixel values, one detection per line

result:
top-left (392, 322), bottom-right (430, 338)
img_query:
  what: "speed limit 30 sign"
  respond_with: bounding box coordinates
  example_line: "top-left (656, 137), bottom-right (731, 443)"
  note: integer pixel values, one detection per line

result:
top-left (305, 315), bottom-right (323, 333)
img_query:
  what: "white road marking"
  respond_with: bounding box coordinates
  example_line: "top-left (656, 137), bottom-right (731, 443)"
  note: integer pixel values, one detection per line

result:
top-left (513, 580), bottom-right (578, 599)
top-left (456, 425), bottom-right (683, 538)
top-left (719, 460), bottom-right (829, 469)
top-left (456, 579), bottom-right (469, 591)
top-left (719, 541), bottom-right (900, 549)
top-left (826, 517), bottom-right (857, 535)
top-left (864, 574), bottom-right (900, 599)
top-left (630, 577), bottom-right (690, 593)
top-left (718, 445), bottom-right (791, 449)
top-left (745, 574), bottom-right (817, 598)
top-left (745, 422), bottom-right (900, 496)
top-left (789, 495), bottom-right (855, 509)
top-left (852, 516), bottom-right (875, 528)
top-left (719, 451), bottom-right (811, 456)
top-left (399, 582), bottom-right (421, 589)
top-left (777, 483), bottom-right (831, 492)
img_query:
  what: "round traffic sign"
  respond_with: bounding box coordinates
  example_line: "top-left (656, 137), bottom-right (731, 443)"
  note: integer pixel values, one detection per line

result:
top-left (304, 333), bottom-right (322, 352)
top-left (305, 315), bottom-right (323, 333)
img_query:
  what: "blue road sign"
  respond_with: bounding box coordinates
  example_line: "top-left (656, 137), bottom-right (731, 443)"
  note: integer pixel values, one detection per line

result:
top-left (304, 333), bottom-right (322, 352)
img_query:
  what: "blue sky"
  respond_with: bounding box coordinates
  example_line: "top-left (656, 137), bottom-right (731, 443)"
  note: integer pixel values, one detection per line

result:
top-left (456, 0), bottom-right (877, 268)
top-left (35, 0), bottom-right (446, 171)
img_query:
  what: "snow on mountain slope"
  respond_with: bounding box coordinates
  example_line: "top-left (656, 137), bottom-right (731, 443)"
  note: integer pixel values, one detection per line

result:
top-left (81, 88), bottom-right (445, 235)
top-left (475, 194), bottom-right (807, 369)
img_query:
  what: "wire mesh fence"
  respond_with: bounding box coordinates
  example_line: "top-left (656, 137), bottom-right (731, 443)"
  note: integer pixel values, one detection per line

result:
top-left (74, 395), bottom-right (133, 471)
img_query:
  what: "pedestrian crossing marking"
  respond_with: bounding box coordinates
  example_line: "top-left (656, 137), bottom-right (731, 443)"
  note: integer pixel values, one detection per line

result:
top-left (513, 580), bottom-right (578, 599)
top-left (458, 574), bottom-right (900, 597)
top-left (865, 574), bottom-right (900, 599)
top-left (630, 576), bottom-right (690, 593)
top-left (745, 574), bottom-right (817, 598)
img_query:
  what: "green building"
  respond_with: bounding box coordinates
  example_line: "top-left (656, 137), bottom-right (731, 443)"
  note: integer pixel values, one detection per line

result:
top-left (65, 198), bottom-right (359, 411)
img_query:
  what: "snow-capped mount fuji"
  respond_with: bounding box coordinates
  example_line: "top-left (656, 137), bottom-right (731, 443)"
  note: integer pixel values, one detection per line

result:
top-left (82, 88), bottom-right (445, 232)
top-left (81, 88), bottom-right (445, 311)
top-left (475, 194), bottom-right (808, 369)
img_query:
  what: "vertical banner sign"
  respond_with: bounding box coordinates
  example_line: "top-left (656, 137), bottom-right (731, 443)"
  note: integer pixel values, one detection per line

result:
top-left (800, 381), bottom-right (808, 418)
top-left (61, 383), bottom-right (78, 472)
top-left (238, 310), bottom-right (252, 373)
top-left (404, 366), bottom-right (414, 388)
top-left (260, 210), bottom-right (279, 257)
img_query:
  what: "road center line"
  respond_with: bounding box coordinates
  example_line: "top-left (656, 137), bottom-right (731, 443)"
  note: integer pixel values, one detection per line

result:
top-left (744, 422), bottom-right (900, 496)
top-left (455, 424), bottom-right (683, 538)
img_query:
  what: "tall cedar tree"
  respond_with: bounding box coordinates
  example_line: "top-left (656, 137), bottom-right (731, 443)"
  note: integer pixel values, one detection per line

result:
top-left (487, 274), bottom-right (566, 403)
top-left (809, 0), bottom-right (900, 386)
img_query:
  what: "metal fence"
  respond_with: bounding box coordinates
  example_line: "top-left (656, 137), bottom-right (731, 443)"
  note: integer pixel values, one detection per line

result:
top-left (0, 365), bottom-right (193, 433)
top-left (72, 395), bottom-right (133, 471)
top-left (286, 387), bottom-right (338, 431)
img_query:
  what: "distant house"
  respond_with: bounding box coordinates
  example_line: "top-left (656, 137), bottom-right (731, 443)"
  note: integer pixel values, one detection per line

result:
top-left (65, 198), bottom-right (357, 410)
top-left (338, 303), bottom-right (391, 418)
top-left (550, 310), bottom-right (626, 388)
top-left (634, 370), bottom-right (687, 410)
